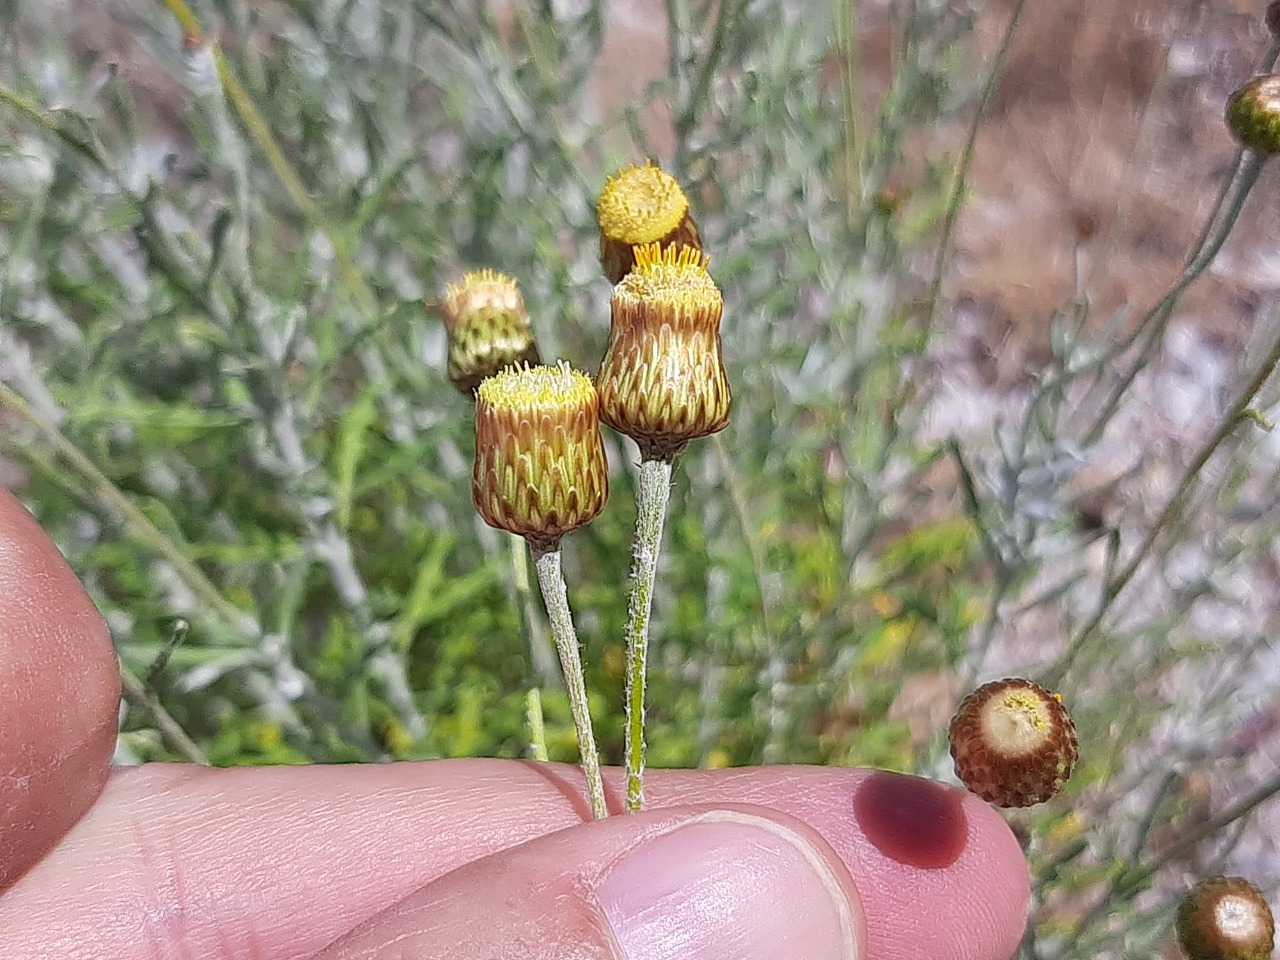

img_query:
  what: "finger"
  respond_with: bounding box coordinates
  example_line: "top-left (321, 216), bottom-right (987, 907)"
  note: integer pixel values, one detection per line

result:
top-left (0, 488), bottom-right (120, 891)
top-left (0, 761), bottom-right (1027, 960)
top-left (317, 805), bottom-right (867, 960)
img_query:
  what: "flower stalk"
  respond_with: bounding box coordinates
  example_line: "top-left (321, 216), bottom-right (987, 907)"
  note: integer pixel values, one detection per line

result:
top-left (622, 458), bottom-right (674, 811)
top-left (472, 363), bottom-right (610, 817)
top-left (533, 547), bottom-right (608, 819)
top-left (594, 242), bottom-right (730, 810)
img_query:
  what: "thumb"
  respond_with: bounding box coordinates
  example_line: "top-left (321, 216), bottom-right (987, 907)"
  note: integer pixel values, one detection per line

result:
top-left (315, 805), bottom-right (866, 960)
top-left (0, 489), bottom-right (120, 892)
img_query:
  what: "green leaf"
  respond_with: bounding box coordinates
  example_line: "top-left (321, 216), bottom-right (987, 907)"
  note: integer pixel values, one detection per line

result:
top-left (332, 389), bottom-right (379, 529)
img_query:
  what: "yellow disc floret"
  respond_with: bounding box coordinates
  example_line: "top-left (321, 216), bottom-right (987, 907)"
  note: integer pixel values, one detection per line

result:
top-left (596, 162), bottom-right (702, 283)
top-left (597, 162), bottom-right (689, 245)
top-left (476, 361), bottom-right (596, 412)
top-left (615, 243), bottom-right (715, 305)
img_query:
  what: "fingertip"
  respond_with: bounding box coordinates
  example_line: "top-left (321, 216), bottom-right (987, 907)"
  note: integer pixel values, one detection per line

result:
top-left (0, 489), bottom-right (120, 890)
top-left (644, 766), bottom-right (1030, 960)
top-left (849, 771), bottom-right (1030, 960)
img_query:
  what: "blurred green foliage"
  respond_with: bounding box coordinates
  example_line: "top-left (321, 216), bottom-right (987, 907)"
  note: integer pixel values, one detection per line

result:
top-left (4, 1), bottom-right (1280, 957)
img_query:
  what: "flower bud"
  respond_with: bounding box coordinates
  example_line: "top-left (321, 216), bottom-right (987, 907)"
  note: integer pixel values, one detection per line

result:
top-left (473, 362), bottom-right (609, 553)
top-left (1225, 74), bottom-right (1280, 156)
top-left (948, 678), bottom-right (1078, 808)
top-left (596, 162), bottom-right (702, 283)
top-left (1177, 877), bottom-right (1275, 960)
top-left (596, 243), bottom-right (730, 461)
top-left (440, 269), bottom-right (541, 396)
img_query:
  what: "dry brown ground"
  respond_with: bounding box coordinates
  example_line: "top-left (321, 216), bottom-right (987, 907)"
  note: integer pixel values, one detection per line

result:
top-left (959, 0), bottom-right (1279, 384)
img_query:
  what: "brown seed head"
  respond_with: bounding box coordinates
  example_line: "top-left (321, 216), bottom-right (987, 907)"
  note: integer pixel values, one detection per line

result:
top-left (596, 162), bottom-right (702, 283)
top-left (596, 243), bottom-right (730, 461)
top-left (1225, 74), bottom-right (1280, 156)
top-left (440, 269), bottom-right (541, 396)
top-left (948, 677), bottom-right (1078, 808)
top-left (1176, 877), bottom-right (1275, 960)
top-left (472, 363), bottom-right (609, 553)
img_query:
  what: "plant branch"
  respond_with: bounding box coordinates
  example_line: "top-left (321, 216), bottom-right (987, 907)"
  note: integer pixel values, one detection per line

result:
top-left (533, 547), bottom-right (608, 820)
top-left (623, 457), bottom-right (674, 812)
top-left (1044, 320), bottom-right (1280, 688)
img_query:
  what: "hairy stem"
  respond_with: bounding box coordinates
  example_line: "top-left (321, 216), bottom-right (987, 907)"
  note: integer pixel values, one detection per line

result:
top-left (624, 457), bottom-right (675, 812)
top-left (533, 548), bottom-right (608, 819)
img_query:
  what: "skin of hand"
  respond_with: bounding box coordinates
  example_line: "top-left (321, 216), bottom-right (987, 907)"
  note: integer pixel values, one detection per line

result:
top-left (0, 488), bottom-right (1031, 960)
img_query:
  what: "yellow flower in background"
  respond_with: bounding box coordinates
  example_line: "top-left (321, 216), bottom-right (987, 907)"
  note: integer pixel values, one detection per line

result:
top-left (596, 161), bottom-right (702, 283)
top-left (472, 362), bottom-right (609, 553)
top-left (440, 269), bottom-right (541, 396)
top-left (596, 242), bottom-right (730, 461)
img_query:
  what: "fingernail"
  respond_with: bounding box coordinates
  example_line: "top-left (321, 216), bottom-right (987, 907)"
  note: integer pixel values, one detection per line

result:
top-left (596, 811), bottom-right (862, 960)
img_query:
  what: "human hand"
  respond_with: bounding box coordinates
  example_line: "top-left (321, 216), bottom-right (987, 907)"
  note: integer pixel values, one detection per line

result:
top-left (0, 488), bottom-right (1030, 959)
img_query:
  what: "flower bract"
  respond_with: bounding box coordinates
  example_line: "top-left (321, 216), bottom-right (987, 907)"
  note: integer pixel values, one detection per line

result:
top-left (596, 243), bottom-right (730, 461)
top-left (472, 362), bottom-right (609, 552)
top-left (441, 269), bottom-right (541, 396)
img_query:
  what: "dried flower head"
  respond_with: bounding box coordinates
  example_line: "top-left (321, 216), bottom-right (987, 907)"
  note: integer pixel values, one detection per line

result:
top-left (1177, 877), bottom-right (1275, 960)
top-left (596, 243), bottom-right (730, 461)
top-left (1225, 74), bottom-right (1280, 156)
top-left (472, 363), bottom-right (608, 553)
top-left (440, 269), bottom-right (541, 396)
top-left (948, 677), bottom-right (1078, 808)
top-left (596, 162), bottom-right (702, 283)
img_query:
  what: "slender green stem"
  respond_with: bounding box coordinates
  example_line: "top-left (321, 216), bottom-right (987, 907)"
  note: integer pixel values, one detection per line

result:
top-left (624, 458), bottom-right (675, 812)
top-left (532, 548), bottom-right (608, 820)
top-left (120, 666), bottom-right (209, 765)
top-left (1080, 153), bottom-right (1265, 445)
top-left (1043, 319), bottom-right (1280, 688)
top-left (525, 688), bottom-right (550, 762)
top-left (922, 0), bottom-right (1030, 338)
top-left (156, 0), bottom-right (378, 320)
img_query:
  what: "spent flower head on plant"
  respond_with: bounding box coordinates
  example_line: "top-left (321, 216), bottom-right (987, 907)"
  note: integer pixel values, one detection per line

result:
top-left (440, 269), bottom-right (541, 396)
top-left (472, 362), bottom-right (608, 553)
top-left (1176, 877), bottom-right (1275, 960)
top-left (596, 161), bottom-right (702, 283)
top-left (948, 677), bottom-right (1078, 808)
top-left (596, 242), bottom-right (730, 461)
top-left (1225, 74), bottom-right (1280, 156)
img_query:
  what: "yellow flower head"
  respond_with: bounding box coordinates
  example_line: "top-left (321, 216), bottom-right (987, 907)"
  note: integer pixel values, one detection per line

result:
top-left (596, 243), bottom-right (730, 461)
top-left (596, 162), bottom-right (702, 283)
top-left (473, 362), bottom-right (609, 552)
top-left (440, 269), bottom-right (541, 396)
